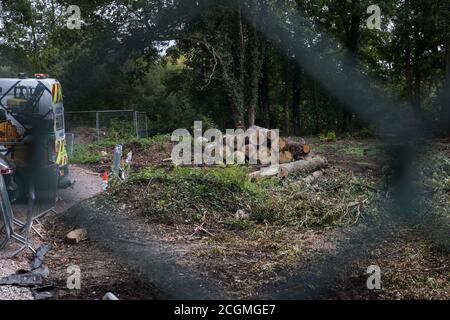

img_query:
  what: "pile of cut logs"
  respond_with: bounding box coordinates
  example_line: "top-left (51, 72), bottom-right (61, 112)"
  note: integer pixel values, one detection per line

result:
top-left (216, 125), bottom-right (312, 166)
top-left (196, 125), bottom-right (328, 178)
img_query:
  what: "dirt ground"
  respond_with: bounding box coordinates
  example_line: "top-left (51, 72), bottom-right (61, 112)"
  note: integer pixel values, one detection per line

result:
top-left (44, 137), bottom-right (450, 299)
top-left (333, 224), bottom-right (449, 299)
top-left (0, 165), bottom-right (105, 300)
top-left (2, 137), bottom-right (448, 300)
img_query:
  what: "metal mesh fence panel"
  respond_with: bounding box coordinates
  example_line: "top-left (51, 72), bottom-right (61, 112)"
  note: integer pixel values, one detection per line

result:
top-left (135, 112), bottom-right (149, 138)
top-left (98, 110), bottom-right (136, 139)
top-left (65, 110), bottom-right (148, 141)
top-left (65, 112), bottom-right (97, 133)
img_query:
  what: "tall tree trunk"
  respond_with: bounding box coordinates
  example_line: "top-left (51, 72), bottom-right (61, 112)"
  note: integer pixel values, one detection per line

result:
top-left (404, 0), bottom-right (414, 107)
top-left (230, 0), bottom-right (245, 126)
top-left (50, 0), bottom-right (56, 31)
top-left (314, 80), bottom-right (321, 134)
top-left (292, 65), bottom-right (302, 136)
top-left (346, 14), bottom-right (361, 55)
top-left (413, 26), bottom-right (422, 115)
top-left (247, 69), bottom-right (258, 127)
top-left (283, 59), bottom-right (292, 136)
top-left (413, 62), bottom-right (421, 112)
top-left (405, 47), bottom-right (414, 106)
top-left (28, 3), bottom-right (40, 71)
top-left (230, 95), bottom-right (245, 126)
top-left (446, 41), bottom-right (450, 134)
top-left (260, 58), bottom-right (271, 128)
top-left (342, 2), bottom-right (361, 132)
top-left (246, 0), bottom-right (262, 127)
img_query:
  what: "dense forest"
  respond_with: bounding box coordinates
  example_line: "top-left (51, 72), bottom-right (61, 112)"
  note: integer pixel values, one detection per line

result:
top-left (0, 0), bottom-right (449, 136)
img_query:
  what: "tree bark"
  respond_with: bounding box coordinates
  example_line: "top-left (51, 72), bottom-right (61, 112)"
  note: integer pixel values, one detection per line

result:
top-left (28, 3), bottom-right (40, 71)
top-left (446, 41), bottom-right (450, 134)
top-left (405, 46), bottom-right (414, 106)
top-left (278, 156), bottom-right (328, 177)
top-left (404, 0), bottom-right (414, 107)
top-left (259, 58), bottom-right (271, 128)
top-left (248, 156), bottom-right (328, 179)
top-left (283, 59), bottom-right (292, 136)
top-left (232, 0), bottom-right (245, 126)
top-left (284, 138), bottom-right (311, 160)
top-left (413, 24), bottom-right (422, 114)
top-left (246, 0), bottom-right (262, 127)
top-left (50, 0), bottom-right (57, 32)
top-left (313, 80), bottom-right (321, 134)
top-left (218, 2), bottom-right (246, 126)
top-left (413, 62), bottom-right (421, 112)
top-left (342, 0), bottom-right (361, 133)
top-left (292, 65), bottom-right (302, 136)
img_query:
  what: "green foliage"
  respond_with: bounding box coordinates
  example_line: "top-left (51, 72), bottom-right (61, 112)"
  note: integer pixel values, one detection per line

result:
top-left (105, 120), bottom-right (136, 140)
top-left (115, 163), bottom-right (375, 229)
top-left (119, 166), bottom-right (268, 225)
top-left (1, 0), bottom-right (448, 136)
top-left (320, 131), bottom-right (337, 142)
top-left (353, 128), bottom-right (375, 139)
top-left (133, 166), bottom-right (263, 195)
top-left (71, 145), bottom-right (102, 165)
top-left (70, 134), bottom-right (172, 164)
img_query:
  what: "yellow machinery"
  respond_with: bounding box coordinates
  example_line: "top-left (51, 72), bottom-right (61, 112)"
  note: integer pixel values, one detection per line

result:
top-left (0, 121), bottom-right (20, 142)
top-left (0, 74), bottom-right (70, 202)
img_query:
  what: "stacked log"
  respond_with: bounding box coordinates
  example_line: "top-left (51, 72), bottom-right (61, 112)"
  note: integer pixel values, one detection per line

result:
top-left (248, 156), bottom-right (328, 180)
top-left (245, 126), bottom-right (311, 165)
top-left (197, 126), bottom-right (312, 166)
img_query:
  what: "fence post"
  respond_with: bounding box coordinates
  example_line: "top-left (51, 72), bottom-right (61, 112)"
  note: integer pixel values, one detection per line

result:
top-left (66, 133), bottom-right (75, 157)
top-left (145, 112), bottom-right (149, 138)
top-left (134, 111), bottom-right (139, 138)
top-left (96, 111), bottom-right (100, 141)
top-left (112, 145), bottom-right (123, 176)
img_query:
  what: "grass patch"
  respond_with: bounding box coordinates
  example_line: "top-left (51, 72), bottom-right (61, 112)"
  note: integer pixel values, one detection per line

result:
top-left (71, 144), bottom-right (102, 165)
top-left (319, 131), bottom-right (337, 142)
top-left (342, 143), bottom-right (380, 157)
top-left (93, 134), bottom-right (171, 149)
top-left (70, 134), bottom-right (171, 164)
top-left (343, 146), bottom-right (366, 157)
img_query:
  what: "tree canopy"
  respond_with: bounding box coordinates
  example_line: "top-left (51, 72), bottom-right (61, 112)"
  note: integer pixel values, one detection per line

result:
top-left (0, 0), bottom-right (448, 135)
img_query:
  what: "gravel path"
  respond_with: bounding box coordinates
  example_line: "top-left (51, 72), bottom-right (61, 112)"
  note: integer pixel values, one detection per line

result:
top-left (0, 258), bottom-right (34, 300)
top-left (0, 165), bottom-right (103, 300)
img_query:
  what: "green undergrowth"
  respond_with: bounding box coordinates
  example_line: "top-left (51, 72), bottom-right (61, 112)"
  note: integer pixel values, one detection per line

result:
top-left (113, 166), bottom-right (273, 225)
top-left (71, 144), bottom-right (103, 165)
top-left (418, 150), bottom-right (450, 218)
top-left (70, 134), bottom-right (171, 164)
top-left (111, 165), bottom-right (379, 229)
